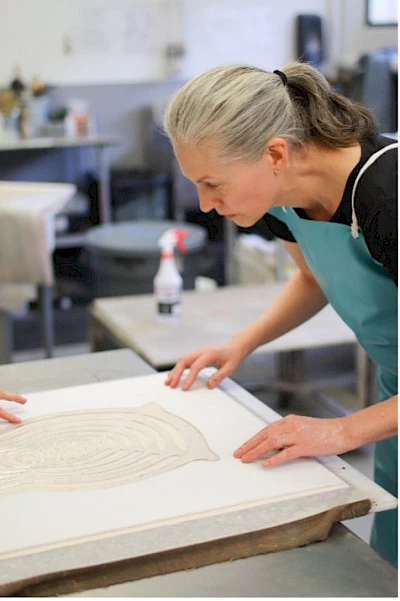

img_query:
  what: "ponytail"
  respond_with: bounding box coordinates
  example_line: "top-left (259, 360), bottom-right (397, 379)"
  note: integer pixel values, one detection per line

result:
top-left (164, 61), bottom-right (377, 161)
top-left (283, 62), bottom-right (377, 148)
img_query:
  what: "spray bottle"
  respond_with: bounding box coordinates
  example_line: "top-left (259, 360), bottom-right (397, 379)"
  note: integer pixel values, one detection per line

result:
top-left (153, 229), bottom-right (187, 323)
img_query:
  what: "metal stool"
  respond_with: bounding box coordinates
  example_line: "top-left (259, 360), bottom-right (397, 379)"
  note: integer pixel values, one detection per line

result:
top-left (84, 220), bottom-right (208, 298)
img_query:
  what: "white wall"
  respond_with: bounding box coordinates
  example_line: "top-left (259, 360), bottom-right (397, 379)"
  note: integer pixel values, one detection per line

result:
top-left (332, 0), bottom-right (397, 68)
top-left (1, 0), bottom-right (331, 86)
top-left (1, 0), bottom-right (177, 85)
top-left (1, 0), bottom-right (397, 87)
top-left (4, 0), bottom-right (396, 87)
top-left (182, 0), bottom-right (329, 76)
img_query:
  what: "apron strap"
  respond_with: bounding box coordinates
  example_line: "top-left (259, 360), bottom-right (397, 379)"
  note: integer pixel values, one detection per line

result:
top-left (351, 142), bottom-right (398, 239)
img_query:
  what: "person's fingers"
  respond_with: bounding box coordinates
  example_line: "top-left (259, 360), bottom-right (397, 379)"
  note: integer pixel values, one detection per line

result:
top-left (240, 438), bottom-right (274, 463)
top-left (206, 362), bottom-right (235, 389)
top-left (269, 432), bottom-right (295, 450)
top-left (262, 445), bottom-right (300, 468)
top-left (182, 355), bottom-right (213, 390)
top-left (233, 427), bottom-right (269, 458)
top-left (0, 390), bottom-right (27, 404)
top-left (235, 429), bottom-right (296, 462)
top-left (165, 355), bottom-right (197, 388)
top-left (164, 365), bottom-right (185, 388)
top-left (0, 407), bottom-right (22, 424)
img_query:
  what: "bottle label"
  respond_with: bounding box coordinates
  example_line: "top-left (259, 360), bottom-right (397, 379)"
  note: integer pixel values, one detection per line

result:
top-left (154, 283), bottom-right (181, 301)
top-left (158, 301), bottom-right (181, 316)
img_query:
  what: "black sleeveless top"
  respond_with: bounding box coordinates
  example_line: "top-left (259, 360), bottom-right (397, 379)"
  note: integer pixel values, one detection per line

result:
top-left (260, 135), bottom-right (398, 285)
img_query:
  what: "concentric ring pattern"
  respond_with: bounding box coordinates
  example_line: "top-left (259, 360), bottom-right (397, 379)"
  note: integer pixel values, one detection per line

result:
top-left (0, 403), bottom-right (218, 495)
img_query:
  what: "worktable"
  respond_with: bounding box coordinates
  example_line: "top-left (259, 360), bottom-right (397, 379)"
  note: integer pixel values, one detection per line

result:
top-left (89, 283), bottom-right (373, 412)
top-left (90, 283), bottom-right (356, 365)
top-left (0, 349), bottom-right (396, 598)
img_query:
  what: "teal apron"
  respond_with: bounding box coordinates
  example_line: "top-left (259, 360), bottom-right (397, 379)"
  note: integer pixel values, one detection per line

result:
top-left (268, 143), bottom-right (398, 566)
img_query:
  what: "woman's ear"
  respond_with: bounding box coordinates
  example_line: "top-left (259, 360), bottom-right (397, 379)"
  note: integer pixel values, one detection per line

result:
top-left (263, 137), bottom-right (289, 172)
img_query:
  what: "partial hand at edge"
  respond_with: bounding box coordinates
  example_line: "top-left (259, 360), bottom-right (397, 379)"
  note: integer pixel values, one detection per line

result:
top-left (164, 343), bottom-right (247, 391)
top-left (234, 414), bottom-right (353, 468)
top-left (0, 389), bottom-right (27, 424)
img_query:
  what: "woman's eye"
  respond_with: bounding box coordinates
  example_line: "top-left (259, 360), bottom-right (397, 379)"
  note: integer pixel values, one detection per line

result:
top-left (205, 182), bottom-right (218, 189)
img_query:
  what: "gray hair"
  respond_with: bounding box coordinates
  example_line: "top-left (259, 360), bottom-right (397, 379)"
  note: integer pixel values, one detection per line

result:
top-left (163, 62), bottom-right (376, 162)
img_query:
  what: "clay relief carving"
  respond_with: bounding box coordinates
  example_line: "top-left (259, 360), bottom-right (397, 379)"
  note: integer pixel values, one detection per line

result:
top-left (0, 403), bottom-right (219, 495)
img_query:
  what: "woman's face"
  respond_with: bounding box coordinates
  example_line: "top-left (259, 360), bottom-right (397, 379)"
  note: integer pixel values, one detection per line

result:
top-left (175, 142), bottom-right (282, 227)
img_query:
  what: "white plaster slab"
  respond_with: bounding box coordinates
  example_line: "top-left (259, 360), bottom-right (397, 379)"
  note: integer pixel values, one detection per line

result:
top-left (0, 370), bottom-right (396, 590)
top-left (0, 372), bottom-right (345, 560)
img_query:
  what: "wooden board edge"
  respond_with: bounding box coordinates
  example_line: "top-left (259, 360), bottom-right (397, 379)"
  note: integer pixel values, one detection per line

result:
top-left (2, 498), bottom-right (371, 597)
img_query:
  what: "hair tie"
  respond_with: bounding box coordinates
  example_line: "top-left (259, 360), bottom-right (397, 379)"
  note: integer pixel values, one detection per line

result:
top-left (273, 69), bottom-right (288, 86)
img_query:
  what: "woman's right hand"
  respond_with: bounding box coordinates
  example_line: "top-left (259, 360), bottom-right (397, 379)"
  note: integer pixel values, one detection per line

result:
top-left (165, 342), bottom-right (247, 391)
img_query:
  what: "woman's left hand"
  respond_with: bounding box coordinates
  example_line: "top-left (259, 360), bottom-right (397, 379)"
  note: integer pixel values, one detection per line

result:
top-left (234, 414), bottom-right (353, 468)
top-left (0, 389), bottom-right (27, 424)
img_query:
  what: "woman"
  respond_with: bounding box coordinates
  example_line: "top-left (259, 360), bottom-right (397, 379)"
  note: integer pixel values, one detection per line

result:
top-left (163, 62), bottom-right (398, 566)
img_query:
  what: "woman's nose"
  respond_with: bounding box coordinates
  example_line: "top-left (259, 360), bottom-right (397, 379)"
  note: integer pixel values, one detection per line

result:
top-left (198, 190), bottom-right (221, 213)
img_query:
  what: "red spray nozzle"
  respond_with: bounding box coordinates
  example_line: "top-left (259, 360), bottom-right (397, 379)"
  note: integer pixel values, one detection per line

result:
top-left (158, 228), bottom-right (188, 255)
top-left (175, 230), bottom-right (188, 254)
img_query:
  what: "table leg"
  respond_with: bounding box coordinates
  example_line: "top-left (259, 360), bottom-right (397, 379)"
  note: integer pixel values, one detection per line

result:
top-left (276, 350), bottom-right (305, 409)
top-left (87, 251), bottom-right (101, 298)
top-left (223, 219), bottom-right (237, 285)
top-left (0, 309), bottom-right (12, 364)
top-left (89, 313), bottom-right (119, 352)
top-left (356, 345), bottom-right (377, 407)
top-left (97, 145), bottom-right (112, 224)
top-left (37, 285), bottom-right (54, 359)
